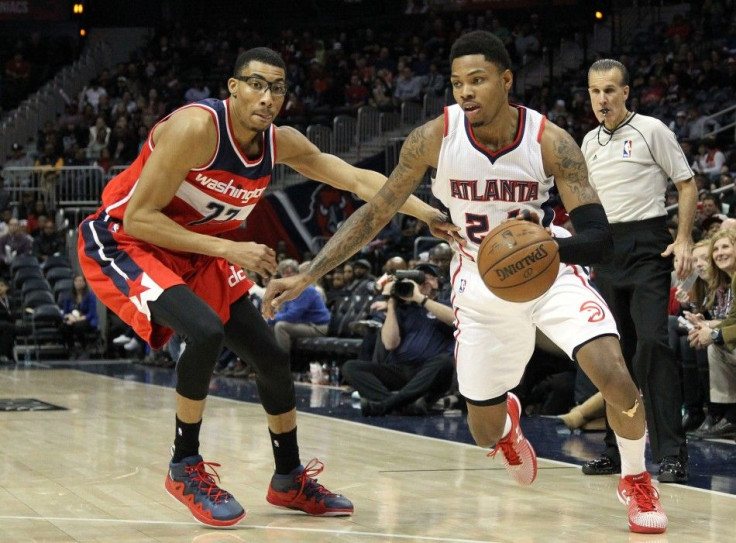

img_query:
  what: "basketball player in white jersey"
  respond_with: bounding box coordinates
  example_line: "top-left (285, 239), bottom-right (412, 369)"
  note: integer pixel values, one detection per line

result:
top-left (580, 59), bottom-right (695, 485)
top-left (265, 31), bottom-right (668, 534)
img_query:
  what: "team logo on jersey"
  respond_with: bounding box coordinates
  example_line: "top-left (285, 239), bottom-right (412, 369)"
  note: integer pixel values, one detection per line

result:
top-left (580, 300), bottom-right (605, 322)
top-left (228, 265), bottom-right (247, 287)
top-left (622, 140), bottom-right (633, 158)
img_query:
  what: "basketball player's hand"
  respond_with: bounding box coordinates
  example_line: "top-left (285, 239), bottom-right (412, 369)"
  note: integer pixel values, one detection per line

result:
top-left (229, 242), bottom-right (278, 278)
top-left (262, 273), bottom-right (312, 319)
top-left (426, 210), bottom-right (465, 246)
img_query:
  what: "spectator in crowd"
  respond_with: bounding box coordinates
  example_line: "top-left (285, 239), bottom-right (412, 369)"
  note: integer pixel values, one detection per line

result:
top-left (393, 65), bottom-right (423, 106)
top-left (344, 74), bottom-right (369, 112)
top-left (685, 230), bottom-right (736, 439)
top-left (34, 142), bottom-right (64, 201)
top-left (4, 143), bottom-right (34, 188)
top-left (346, 258), bottom-right (375, 295)
top-left (32, 220), bottom-right (64, 262)
top-left (368, 76), bottom-right (393, 111)
top-left (267, 259), bottom-right (330, 358)
top-left (59, 275), bottom-right (99, 360)
top-left (81, 78), bottom-right (108, 114)
top-left (0, 278), bottom-right (16, 364)
top-left (700, 192), bottom-right (727, 228)
top-left (423, 62), bottom-right (446, 97)
top-left (0, 217), bottom-right (32, 276)
top-left (343, 263), bottom-right (455, 416)
top-left (695, 137), bottom-right (727, 183)
top-left (184, 76), bottom-right (211, 103)
top-left (669, 110), bottom-right (691, 141)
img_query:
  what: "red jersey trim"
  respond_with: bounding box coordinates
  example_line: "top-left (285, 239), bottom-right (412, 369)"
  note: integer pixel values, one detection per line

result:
top-left (443, 106), bottom-right (449, 137)
top-left (537, 115), bottom-right (546, 143)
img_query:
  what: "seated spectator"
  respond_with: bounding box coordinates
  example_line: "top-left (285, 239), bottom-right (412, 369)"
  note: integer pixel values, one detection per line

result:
top-left (669, 110), bottom-right (691, 142)
top-left (32, 220), bottom-right (65, 262)
top-left (393, 65), bottom-right (423, 106)
top-left (0, 218), bottom-right (32, 277)
top-left (4, 142), bottom-right (34, 188)
top-left (695, 137), bottom-right (727, 183)
top-left (0, 278), bottom-right (16, 364)
top-left (59, 275), bottom-right (99, 359)
top-left (344, 74), bottom-right (369, 112)
top-left (184, 76), bottom-right (211, 103)
top-left (346, 258), bottom-right (375, 295)
top-left (686, 230), bottom-right (736, 439)
top-left (343, 263), bottom-right (455, 416)
top-left (267, 259), bottom-right (330, 357)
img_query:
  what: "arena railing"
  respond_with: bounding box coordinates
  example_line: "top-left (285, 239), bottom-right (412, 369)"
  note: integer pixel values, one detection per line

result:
top-left (2, 166), bottom-right (106, 210)
top-left (306, 124), bottom-right (333, 154)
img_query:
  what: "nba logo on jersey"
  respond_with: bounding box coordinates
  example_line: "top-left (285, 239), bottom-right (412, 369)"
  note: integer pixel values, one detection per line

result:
top-left (622, 140), bottom-right (633, 158)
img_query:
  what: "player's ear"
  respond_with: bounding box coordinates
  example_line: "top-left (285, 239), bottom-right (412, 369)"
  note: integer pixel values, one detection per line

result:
top-left (502, 69), bottom-right (513, 92)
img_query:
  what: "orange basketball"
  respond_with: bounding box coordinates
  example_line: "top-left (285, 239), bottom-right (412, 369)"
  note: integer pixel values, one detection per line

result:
top-left (476, 221), bottom-right (560, 302)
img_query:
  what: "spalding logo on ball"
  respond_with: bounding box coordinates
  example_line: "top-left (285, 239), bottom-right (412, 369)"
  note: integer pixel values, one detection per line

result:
top-left (476, 221), bottom-right (560, 302)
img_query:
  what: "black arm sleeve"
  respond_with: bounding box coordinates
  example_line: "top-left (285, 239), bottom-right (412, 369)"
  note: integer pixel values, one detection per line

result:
top-left (555, 203), bottom-right (613, 265)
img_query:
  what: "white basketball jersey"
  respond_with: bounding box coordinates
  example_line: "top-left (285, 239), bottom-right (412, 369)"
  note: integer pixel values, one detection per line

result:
top-left (433, 104), bottom-right (554, 258)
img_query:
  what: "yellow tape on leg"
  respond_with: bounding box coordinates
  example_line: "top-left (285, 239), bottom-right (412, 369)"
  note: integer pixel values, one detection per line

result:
top-left (622, 399), bottom-right (639, 418)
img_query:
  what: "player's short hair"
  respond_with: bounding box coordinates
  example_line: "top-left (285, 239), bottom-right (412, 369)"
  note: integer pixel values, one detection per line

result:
top-left (449, 30), bottom-right (511, 71)
top-left (233, 47), bottom-right (286, 76)
top-left (588, 59), bottom-right (630, 86)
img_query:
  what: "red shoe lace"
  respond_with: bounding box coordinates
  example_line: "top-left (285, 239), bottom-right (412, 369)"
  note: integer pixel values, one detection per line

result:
top-left (185, 461), bottom-right (231, 504)
top-left (487, 434), bottom-right (521, 466)
top-left (628, 479), bottom-right (660, 513)
top-left (293, 459), bottom-right (338, 503)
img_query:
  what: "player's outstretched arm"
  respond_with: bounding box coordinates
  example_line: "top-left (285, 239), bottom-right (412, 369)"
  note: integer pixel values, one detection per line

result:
top-left (263, 120), bottom-right (448, 317)
top-left (276, 125), bottom-right (462, 245)
top-left (541, 122), bottom-right (613, 265)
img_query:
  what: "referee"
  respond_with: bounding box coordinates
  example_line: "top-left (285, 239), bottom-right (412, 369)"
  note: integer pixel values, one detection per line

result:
top-left (580, 58), bottom-right (697, 484)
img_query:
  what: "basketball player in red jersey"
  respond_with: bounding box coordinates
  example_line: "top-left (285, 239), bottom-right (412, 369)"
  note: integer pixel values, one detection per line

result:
top-left (265, 32), bottom-right (668, 534)
top-left (78, 47), bottom-right (458, 528)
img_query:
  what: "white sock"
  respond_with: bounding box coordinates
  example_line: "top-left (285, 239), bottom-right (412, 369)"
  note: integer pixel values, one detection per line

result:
top-left (500, 414), bottom-right (512, 440)
top-left (615, 433), bottom-right (647, 477)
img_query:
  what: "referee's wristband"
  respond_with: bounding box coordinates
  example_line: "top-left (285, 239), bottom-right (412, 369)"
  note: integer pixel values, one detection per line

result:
top-left (420, 296), bottom-right (429, 307)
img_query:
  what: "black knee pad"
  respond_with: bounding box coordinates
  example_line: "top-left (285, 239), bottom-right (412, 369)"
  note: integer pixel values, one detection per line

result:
top-left (175, 315), bottom-right (225, 400)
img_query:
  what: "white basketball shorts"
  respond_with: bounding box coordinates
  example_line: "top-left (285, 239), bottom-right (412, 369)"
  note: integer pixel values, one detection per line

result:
top-left (450, 254), bottom-right (619, 402)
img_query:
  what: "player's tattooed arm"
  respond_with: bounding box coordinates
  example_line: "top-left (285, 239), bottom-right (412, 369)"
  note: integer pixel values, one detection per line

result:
top-left (306, 122), bottom-right (438, 279)
top-left (542, 124), bottom-right (601, 211)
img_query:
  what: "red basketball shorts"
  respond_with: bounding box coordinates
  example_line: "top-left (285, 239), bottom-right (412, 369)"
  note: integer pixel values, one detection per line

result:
top-left (78, 216), bottom-right (253, 349)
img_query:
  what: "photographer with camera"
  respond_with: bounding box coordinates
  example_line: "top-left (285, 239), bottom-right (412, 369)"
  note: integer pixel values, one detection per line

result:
top-left (342, 263), bottom-right (456, 416)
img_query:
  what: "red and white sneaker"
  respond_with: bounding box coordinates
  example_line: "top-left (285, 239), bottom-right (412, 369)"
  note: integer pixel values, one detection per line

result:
top-left (487, 392), bottom-right (538, 485)
top-left (266, 458), bottom-right (354, 516)
top-left (617, 471), bottom-right (668, 534)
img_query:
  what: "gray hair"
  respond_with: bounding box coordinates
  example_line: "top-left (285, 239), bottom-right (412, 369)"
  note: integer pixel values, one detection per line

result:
top-left (278, 259), bottom-right (300, 276)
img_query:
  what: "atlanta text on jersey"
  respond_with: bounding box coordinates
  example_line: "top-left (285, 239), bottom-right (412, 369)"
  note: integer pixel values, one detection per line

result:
top-left (450, 179), bottom-right (539, 202)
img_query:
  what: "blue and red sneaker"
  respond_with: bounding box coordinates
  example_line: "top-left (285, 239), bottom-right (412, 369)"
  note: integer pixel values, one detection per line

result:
top-left (266, 458), bottom-right (353, 516)
top-left (165, 455), bottom-right (246, 527)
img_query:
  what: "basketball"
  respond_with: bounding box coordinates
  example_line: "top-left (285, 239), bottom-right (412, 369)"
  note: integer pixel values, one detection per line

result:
top-left (476, 221), bottom-right (560, 303)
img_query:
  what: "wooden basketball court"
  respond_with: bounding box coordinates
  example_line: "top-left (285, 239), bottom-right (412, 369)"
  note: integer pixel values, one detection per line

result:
top-left (1, 366), bottom-right (732, 542)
